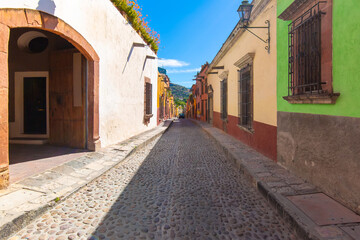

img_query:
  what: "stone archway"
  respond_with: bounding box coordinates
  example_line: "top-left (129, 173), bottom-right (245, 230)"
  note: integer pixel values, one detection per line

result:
top-left (0, 8), bottom-right (100, 188)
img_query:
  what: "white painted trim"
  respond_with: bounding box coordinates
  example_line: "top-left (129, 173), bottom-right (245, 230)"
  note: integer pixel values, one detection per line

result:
top-left (10, 72), bottom-right (50, 139)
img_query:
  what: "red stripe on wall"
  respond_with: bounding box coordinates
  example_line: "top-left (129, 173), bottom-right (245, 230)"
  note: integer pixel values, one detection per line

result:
top-left (213, 111), bottom-right (277, 161)
top-left (157, 108), bottom-right (160, 125)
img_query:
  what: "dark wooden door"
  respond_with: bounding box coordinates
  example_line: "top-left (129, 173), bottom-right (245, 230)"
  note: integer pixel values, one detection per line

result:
top-left (23, 77), bottom-right (47, 134)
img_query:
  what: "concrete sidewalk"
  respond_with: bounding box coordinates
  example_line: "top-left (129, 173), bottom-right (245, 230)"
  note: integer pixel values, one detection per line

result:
top-left (0, 120), bottom-right (173, 240)
top-left (192, 119), bottom-right (360, 240)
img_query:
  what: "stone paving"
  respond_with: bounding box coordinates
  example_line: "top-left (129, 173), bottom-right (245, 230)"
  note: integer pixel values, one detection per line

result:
top-left (8, 119), bottom-right (300, 240)
top-left (193, 119), bottom-right (360, 240)
top-left (0, 121), bottom-right (172, 239)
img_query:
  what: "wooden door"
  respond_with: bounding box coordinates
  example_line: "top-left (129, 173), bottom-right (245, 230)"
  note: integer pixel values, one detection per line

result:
top-left (49, 50), bottom-right (86, 148)
top-left (23, 77), bottom-right (47, 134)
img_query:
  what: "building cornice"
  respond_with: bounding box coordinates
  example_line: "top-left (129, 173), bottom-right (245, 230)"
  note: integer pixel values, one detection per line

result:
top-left (278, 0), bottom-right (317, 21)
top-left (207, 0), bottom-right (271, 75)
top-left (218, 71), bottom-right (229, 80)
top-left (234, 52), bottom-right (255, 69)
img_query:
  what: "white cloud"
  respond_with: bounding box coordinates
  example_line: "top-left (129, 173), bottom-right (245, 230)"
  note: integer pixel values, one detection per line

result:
top-left (158, 59), bottom-right (190, 68)
top-left (167, 68), bottom-right (201, 74)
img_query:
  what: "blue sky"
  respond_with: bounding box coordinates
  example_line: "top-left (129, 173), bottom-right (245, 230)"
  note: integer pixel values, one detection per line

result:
top-left (139, 0), bottom-right (241, 88)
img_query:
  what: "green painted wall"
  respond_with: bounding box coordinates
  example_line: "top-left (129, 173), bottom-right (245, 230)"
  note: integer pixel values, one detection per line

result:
top-left (277, 0), bottom-right (360, 118)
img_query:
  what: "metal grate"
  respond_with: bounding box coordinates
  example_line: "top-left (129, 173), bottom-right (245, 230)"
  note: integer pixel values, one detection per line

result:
top-left (221, 79), bottom-right (227, 119)
top-left (145, 83), bottom-right (152, 114)
top-left (288, 2), bottom-right (325, 96)
top-left (238, 66), bottom-right (252, 129)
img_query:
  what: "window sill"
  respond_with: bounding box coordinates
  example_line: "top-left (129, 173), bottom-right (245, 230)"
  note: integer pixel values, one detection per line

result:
top-left (283, 93), bottom-right (340, 104)
top-left (144, 114), bottom-right (153, 120)
top-left (237, 124), bottom-right (254, 134)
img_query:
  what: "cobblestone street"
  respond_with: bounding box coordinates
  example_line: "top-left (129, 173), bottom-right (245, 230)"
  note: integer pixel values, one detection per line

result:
top-left (9, 119), bottom-right (300, 240)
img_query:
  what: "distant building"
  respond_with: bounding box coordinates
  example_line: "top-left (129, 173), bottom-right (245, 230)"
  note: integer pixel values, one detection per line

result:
top-left (157, 68), bottom-right (176, 124)
top-left (195, 63), bottom-right (209, 122)
top-left (186, 85), bottom-right (197, 119)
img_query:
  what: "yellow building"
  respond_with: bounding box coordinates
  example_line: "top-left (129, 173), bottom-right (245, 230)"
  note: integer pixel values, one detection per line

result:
top-left (157, 68), bottom-right (175, 123)
top-left (157, 69), bottom-right (165, 124)
top-left (206, 0), bottom-right (277, 161)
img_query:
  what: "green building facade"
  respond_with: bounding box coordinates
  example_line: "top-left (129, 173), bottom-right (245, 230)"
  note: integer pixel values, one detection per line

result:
top-left (277, 0), bottom-right (360, 214)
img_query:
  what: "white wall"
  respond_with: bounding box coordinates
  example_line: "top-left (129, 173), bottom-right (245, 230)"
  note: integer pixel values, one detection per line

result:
top-left (0, 0), bottom-right (159, 147)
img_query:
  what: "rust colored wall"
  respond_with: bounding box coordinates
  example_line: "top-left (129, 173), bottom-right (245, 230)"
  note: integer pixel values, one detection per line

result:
top-left (213, 111), bottom-right (277, 161)
top-left (0, 23), bottom-right (9, 188)
top-left (213, 111), bottom-right (223, 131)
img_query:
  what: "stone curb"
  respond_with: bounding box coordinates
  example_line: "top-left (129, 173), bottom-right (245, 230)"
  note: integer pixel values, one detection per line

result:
top-left (0, 120), bottom-right (173, 240)
top-left (191, 119), bottom-right (353, 240)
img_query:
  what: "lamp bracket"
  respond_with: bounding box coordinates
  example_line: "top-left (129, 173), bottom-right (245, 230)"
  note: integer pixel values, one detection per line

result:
top-left (238, 20), bottom-right (270, 53)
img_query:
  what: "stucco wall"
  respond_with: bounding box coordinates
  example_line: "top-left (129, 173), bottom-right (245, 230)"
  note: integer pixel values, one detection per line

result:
top-left (278, 111), bottom-right (360, 214)
top-left (208, 0), bottom-right (277, 127)
top-left (0, 0), bottom-right (158, 147)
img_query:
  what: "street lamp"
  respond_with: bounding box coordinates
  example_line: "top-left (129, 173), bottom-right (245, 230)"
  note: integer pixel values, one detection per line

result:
top-left (237, 0), bottom-right (270, 53)
top-left (237, 0), bottom-right (253, 23)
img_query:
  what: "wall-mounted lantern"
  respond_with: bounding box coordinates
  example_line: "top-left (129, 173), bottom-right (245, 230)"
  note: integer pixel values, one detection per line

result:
top-left (237, 0), bottom-right (270, 53)
top-left (237, 0), bottom-right (253, 23)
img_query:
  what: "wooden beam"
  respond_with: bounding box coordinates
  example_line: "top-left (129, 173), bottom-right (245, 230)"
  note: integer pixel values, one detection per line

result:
top-left (133, 42), bottom-right (146, 48)
top-left (212, 66), bottom-right (224, 70)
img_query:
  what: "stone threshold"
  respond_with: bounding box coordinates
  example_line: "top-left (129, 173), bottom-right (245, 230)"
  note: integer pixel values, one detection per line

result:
top-left (0, 120), bottom-right (173, 240)
top-left (191, 119), bottom-right (360, 240)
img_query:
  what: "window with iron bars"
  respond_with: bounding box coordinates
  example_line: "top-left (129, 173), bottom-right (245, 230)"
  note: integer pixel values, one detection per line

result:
top-left (238, 65), bottom-right (253, 129)
top-left (288, 2), bottom-right (325, 96)
top-left (220, 79), bottom-right (227, 119)
top-left (145, 82), bottom-right (152, 115)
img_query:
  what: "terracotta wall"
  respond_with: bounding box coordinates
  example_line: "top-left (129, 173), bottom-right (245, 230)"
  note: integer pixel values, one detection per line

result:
top-left (0, 24), bottom-right (9, 188)
top-left (214, 111), bottom-right (277, 161)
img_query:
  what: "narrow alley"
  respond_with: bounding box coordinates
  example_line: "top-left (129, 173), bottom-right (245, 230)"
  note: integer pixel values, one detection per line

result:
top-left (9, 120), bottom-right (299, 240)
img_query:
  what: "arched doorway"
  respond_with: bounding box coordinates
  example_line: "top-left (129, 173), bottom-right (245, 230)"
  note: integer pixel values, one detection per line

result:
top-left (0, 9), bottom-right (100, 188)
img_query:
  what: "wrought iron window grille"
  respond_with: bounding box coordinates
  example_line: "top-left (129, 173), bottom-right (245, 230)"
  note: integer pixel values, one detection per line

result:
top-left (220, 79), bottom-right (228, 120)
top-left (288, 2), bottom-right (326, 96)
top-left (238, 65), bottom-right (253, 130)
top-left (145, 83), bottom-right (152, 115)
